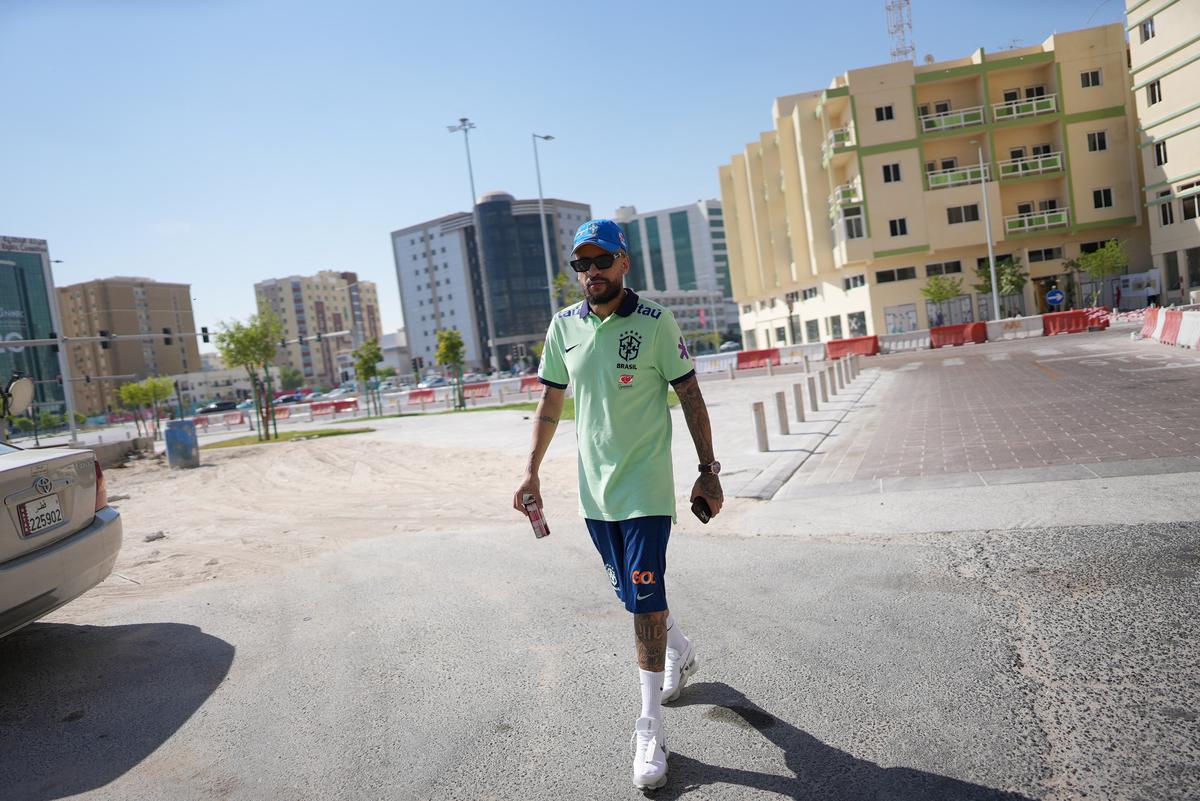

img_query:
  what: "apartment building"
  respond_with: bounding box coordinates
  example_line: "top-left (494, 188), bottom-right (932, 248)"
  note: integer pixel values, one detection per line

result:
top-left (721, 23), bottom-right (1151, 348)
top-left (58, 277), bottom-right (201, 416)
top-left (1128, 0), bottom-right (1200, 302)
top-left (391, 192), bottom-right (591, 370)
top-left (612, 201), bottom-right (739, 342)
top-left (255, 271), bottom-right (382, 388)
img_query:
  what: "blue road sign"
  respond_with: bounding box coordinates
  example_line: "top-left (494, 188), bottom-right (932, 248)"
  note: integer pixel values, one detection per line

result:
top-left (1046, 289), bottom-right (1065, 306)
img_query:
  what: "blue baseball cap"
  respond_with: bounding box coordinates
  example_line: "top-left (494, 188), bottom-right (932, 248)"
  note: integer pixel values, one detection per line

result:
top-left (572, 219), bottom-right (628, 255)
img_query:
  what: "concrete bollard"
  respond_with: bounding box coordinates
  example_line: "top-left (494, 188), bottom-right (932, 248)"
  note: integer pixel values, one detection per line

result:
top-left (803, 354), bottom-right (811, 373)
top-left (766, 358), bottom-right (774, 376)
top-left (752, 401), bottom-right (769, 452)
top-left (793, 383), bottom-right (806, 423)
top-left (775, 391), bottom-right (790, 435)
top-left (807, 375), bottom-right (819, 411)
top-left (818, 370), bottom-right (830, 403)
top-left (727, 364), bottom-right (735, 381)
top-left (835, 359), bottom-right (846, 389)
top-left (827, 366), bottom-right (838, 396)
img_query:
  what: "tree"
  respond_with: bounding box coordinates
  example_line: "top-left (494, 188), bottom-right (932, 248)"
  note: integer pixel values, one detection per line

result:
top-left (280, 366), bottom-right (305, 391)
top-left (435, 328), bottom-right (466, 409)
top-left (974, 256), bottom-right (1029, 317)
top-left (377, 366), bottom-right (396, 379)
top-left (144, 376), bottom-right (175, 437)
top-left (921, 275), bottom-right (963, 327)
top-left (352, 338), bottom-right (384, 416)
top-left (1071, 239), bottom-right (1128, 307)
top-left (216, 310), bottom-right (283, 441)
top-left (11, 416), bottom-right (33, 433)
top-left (553, 272), bottom-right (584, 308)
top-left (118, 380), bottom-right (149, 437)
top-left (688, 331), bottom-right (723, 355)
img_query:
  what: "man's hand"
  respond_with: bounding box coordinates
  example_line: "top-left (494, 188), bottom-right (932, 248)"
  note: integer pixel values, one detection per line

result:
top-left (690, 473), bottom-right (723, 518)
top-left (513, 473), bottom-right (542, 517)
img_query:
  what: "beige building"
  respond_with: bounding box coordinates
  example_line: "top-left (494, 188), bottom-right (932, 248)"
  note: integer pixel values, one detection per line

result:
top-left (58, 277), bottom-right (201, 416)
top-left (1128, 0), bottom-right (1200, 302)
top-left (255, 271), bottom-right (382, 388)
top-left (720, 23), bottom-right (1151, 348)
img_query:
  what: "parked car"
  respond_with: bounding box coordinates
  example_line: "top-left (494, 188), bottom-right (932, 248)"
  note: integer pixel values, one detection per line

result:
top-left (196, 400), bottom-right (239, 415)
top-left (0, 442), bottom-right (122, 638)
top-left (273, 393), bottom-right (306, 405)
top-left (235, 399), bottom-right (255, 410)
top-left (417, 376), bottom-right (447, 388)
top-left (319, 387), bottom-right (357, 401)
top-left (718, 341), bottom-right (743, 353)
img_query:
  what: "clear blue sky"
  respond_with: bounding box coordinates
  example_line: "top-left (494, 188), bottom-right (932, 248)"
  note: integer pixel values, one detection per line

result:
top-left (1, 0), bottom-right (1125, 346)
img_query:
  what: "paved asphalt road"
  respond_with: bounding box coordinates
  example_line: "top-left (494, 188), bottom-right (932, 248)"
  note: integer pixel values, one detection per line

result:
top-left (2, 514), bottom-right (1196, 800)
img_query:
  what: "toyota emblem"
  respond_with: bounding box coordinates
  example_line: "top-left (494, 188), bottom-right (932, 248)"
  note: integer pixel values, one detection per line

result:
top-left (34, 476), bottom-right (52, 495)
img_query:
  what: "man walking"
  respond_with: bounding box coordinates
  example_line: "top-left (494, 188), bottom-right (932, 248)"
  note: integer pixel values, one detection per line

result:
top-left (513, 219), bottom-right (723, 790)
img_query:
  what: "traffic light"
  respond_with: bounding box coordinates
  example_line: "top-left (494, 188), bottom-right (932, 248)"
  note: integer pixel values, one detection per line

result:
top-left (85, 374), bottom-right (91, 384)
top-left (99, 330), bottom-right (110, 350)
top-left (49, 331), bottom-right (58, 353)
top-left (316, 332), bottom-right (322, 343)
top-left (280, 339), bottom-right (287, 348)
top-left (162, 327), bottom-right (172, 345)
top-left (201, 326), bottom-right (210, 343)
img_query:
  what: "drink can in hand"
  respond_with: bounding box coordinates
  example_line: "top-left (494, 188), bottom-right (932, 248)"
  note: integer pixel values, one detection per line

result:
top-left (522, 493), bottom-right (550, 539)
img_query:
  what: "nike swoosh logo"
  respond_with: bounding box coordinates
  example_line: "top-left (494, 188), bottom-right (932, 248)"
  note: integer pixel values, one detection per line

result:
top-left (565, 344), bottom-right (579, 353)
top-left (637, 592), bottom-right (654, 600)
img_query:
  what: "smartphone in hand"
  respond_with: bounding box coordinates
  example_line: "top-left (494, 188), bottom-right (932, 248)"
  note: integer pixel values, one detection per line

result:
top-left (522, 493), bottom-right (550, 539)
top-left (691, 496), bottom-right (711, 524)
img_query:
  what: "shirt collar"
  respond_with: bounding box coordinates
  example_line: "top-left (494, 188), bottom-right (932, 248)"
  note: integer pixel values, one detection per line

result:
top-left (578, 288), bottom-right (640, 319)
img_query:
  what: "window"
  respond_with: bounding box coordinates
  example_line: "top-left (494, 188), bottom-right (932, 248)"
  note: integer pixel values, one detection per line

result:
top-left (883, 163), bottom-right (902, 183)
top-left (1093, 188), bottom-right (1113, 209)
top-left (1140, 17), bottom-right (1155, 43)
top-left (848, 312), bottom-right (868, 337)
top-left (918, 104), bottom-right (930, 117)
top-left (940, 157), bottom-right (957, 171)
top-left (1039, 199), bottom-right (1058, 211)
top-left (741, 304), bottom-right (752, 314)
top-left (946, 204), bottom-right (980, 224)
top-left (1155, 141), bottom-right (1168, 167)
top-left (1032, 143), bottom-right (1054, 156)
top-left (888, 218), bottom-right (908, 237)
top-left (977, 253), bottom-right (1012, 271)
top-left (1181, 182), bottom-right (1199, 220)
top-left (801, 287), bottom-right (818, 301)
top-left (926, 260), bottom-right (963, 276)
top-left (934, 100), bottom-right (951, 114)
top-left (1081, 69), bottom-right (1101, 88)
top-left (805, 320), bottom-right (820, 342)
top-left (1028, 247), bottom-right (1063, 262)
top-left (1080, 241), bottom-right (1104, 254)
top-left (843, 206), bottom-right (865, 239)
top-left (1025, 85), bottom-right (1046, 98)
top-left (1009, 147), bottom-right (1027, 161)
top-left (875, 104), bottom-right (894, 122)
top-left (1017, 201), bottom-right (1034, 215)
top-left (1159, 191), bottom-right (1175, 226)
top-left (924, 160), bottom-right (935, 173)
top-left (876, 266), bottom-right (917, 283)
top-left (843, 275), bottom-right (866, 290)
top-left (1003, 89), bottom-right (1020, 103)
top-left (884, 304), bottom-right (919, 334)
top-left (828, 315), bottom-right (844, 339)
top-left (1087, 131), bottom-right (1108, 152)
top-left (775, 326), bottom-right (788, 345)
top-left (1147, 80), bottom-right (1162, 106)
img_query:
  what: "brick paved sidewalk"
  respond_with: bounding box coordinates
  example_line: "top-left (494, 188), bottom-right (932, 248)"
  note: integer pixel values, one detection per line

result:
top-left (787, 329), bottom-right (1200, 485)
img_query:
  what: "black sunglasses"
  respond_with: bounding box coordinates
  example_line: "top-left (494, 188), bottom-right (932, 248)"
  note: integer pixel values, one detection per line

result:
top-left (569, 251), bottom-right (625, 273)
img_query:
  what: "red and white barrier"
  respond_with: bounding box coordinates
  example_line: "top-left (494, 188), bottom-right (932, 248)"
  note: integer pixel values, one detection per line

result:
top-left (879, 330), bottom-right (931, 353)
top-left (462, 382), bottom-right (492, 399)
top-left (930, 323), bottom-right (986, 348)
top-left (1176, 312), bottom-right (1200, 349)
top-left (986, 315), bottom-right (1044, 341)
top-left (736, 348), bottom-right (781, 369)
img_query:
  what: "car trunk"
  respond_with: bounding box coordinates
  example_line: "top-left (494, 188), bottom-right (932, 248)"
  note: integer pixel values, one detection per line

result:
top-left (0, 448), bottom-right (99, 564)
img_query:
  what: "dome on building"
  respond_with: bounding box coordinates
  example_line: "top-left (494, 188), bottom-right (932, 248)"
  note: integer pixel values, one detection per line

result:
top-left (477, 190), bottom-right (514, 204)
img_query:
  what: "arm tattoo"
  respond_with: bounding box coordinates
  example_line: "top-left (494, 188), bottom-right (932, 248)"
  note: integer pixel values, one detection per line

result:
top-left (674, 377), bottom-right (716, 466)
top-left (633, 611), bottom-right (668, 672)
top-left (536, 415), bottom-right (558, 425)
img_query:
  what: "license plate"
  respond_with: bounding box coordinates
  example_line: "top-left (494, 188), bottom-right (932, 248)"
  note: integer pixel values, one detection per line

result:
top-left (19, 494), bottom-right (64, 537)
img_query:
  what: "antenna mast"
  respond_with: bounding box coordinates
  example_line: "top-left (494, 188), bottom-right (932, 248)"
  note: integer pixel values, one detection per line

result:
top-left (885, 0), bottom-right (916, 63)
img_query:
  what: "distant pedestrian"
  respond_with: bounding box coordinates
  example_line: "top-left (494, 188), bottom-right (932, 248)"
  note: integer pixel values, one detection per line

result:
top-left (513, 219), bottom-right (723, 790)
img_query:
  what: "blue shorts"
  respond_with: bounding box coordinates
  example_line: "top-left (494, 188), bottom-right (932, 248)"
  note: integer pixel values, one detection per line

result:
top-left (585, 516), bottom-right (671, 615)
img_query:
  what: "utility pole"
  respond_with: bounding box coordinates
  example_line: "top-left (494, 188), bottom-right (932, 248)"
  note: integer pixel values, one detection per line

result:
top-left (45, 257), bottom-right (79, 446)
top-left (448, 118), bottom-right (500, 373)
top-left (533, 133), bottom-right (557, 315)
top-left (973, 139), bottom-right (1002, 320)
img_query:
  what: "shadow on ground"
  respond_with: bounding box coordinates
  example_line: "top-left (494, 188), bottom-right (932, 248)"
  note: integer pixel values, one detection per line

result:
top-left (656, 682), bottom-right (1037, 800)
top-left (0, 622), bottom-right (234, 801)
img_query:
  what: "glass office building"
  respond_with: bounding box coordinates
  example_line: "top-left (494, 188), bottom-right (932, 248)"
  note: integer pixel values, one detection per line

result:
top-left (0, 237), bottom-right (64, 410)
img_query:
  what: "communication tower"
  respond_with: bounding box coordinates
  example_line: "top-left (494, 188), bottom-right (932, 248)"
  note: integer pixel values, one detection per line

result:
top-left (885, 0), bottom-right (916, 63)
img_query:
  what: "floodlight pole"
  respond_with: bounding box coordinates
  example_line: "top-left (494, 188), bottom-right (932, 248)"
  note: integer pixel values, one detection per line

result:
top-left (448, 118), bottom-right (500, 373)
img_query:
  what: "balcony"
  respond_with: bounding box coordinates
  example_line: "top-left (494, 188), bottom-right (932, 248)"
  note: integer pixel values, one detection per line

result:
top-left (828, 177), bottom-right (863, 216)
top-left (1004, 206), bottom-right (1070, 234)
top-left (821, 126), bottom-right (855, 165)
top-left (992, 93), bottom-right (1058, 122)
top-left (926, 162), bottom-right (990, 190)
top-left (919, 105), bottom-right (985, 134)
top-left (997, 151), bottom-right (1064, 180)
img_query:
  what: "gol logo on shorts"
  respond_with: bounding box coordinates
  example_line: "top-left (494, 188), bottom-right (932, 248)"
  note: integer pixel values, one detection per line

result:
top-left (631, 570), bottom-right (657, 584)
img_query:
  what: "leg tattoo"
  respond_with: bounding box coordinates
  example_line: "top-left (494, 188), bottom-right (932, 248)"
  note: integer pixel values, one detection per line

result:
top-left (633, 610), bottom-right (668, 672)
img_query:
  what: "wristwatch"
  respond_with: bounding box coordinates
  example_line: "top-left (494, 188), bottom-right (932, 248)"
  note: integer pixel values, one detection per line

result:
top-left (698, 461), bottom-right (721, 475)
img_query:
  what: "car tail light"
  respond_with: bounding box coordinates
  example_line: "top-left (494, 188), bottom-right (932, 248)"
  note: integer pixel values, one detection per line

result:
top-left (94, 460), bottom-right (107, 513)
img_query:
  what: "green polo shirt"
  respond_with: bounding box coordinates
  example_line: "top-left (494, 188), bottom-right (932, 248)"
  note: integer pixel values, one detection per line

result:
top-left (539, 289), bottom-right (696, 522)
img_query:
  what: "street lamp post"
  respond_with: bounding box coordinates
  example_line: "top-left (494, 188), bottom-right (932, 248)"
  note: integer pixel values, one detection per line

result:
top-left (972, 140), bottom-right (1002, 320)
top-left (447, 117), bottom-right (500, 373)
top-left (46, 258), bottom-right (79, 446)
top-left (532, 133), bottom-right (557, 315)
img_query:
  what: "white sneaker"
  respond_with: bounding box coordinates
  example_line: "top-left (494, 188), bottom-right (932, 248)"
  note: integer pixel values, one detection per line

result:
top-left (631, 716), bottom-right (668, 789)
top-left (662, 638), bottom-right (698, 704)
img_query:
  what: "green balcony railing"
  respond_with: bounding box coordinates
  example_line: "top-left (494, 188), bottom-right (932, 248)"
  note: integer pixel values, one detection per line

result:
top-left (998, 151), bottom-right (1063, 178)
top-left (992, 93), bottom-right (1058, 122)
top-left (919, 105), bottom-right (985, 133)
top-left (1004, 206), bottom-right (1070, 234)
top-left (925, 162), bottom-right (990, 190)
top-left (821, 126), bottom-right (855, 165)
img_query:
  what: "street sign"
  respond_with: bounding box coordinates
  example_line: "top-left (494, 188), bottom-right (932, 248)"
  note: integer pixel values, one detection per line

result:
top-left (1046, 288), bottom-right (1065, 306)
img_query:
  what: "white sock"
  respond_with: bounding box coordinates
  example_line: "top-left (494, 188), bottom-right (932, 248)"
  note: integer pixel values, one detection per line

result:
top-left (666, 614), bottom-right (688, 653)
top-left (639, 668), bottom-right (664, 722)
